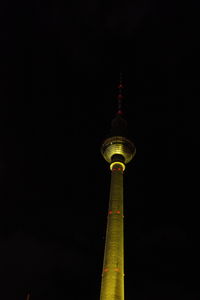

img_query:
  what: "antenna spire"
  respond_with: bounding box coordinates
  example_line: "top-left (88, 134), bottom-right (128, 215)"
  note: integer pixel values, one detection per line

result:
top-left (117, 72), bottom-right (124, 115)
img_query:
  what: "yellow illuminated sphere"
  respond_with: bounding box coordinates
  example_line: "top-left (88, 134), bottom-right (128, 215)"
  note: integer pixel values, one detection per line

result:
top-left (101, 136), bottom-right (136, 165)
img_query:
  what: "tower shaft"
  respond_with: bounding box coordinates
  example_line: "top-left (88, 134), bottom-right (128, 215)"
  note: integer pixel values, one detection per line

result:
top-left (100, 163), bottom-right (124, 300)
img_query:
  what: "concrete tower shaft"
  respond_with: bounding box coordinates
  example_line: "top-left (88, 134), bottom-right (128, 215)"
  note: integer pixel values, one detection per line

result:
top-left (100, 162), bottom-right (124, 300)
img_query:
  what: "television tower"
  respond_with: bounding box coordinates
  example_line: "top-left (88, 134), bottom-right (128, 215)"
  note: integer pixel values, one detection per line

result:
top-left (100, 74), bottom-right (136, 300)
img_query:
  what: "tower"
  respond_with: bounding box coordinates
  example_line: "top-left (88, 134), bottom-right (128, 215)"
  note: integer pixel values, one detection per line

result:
top-left (26, 293), bottom-right (30, 300)
top-left (100, 76), bottom-right (136, 300)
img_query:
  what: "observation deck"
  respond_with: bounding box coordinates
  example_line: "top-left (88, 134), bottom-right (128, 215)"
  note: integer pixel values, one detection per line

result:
top-left (101, 135), bottom-right (136, 165)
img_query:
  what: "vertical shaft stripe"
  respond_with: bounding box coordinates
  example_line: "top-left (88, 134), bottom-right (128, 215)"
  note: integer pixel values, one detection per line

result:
top-left (100, 165), bottom-right (124, 300)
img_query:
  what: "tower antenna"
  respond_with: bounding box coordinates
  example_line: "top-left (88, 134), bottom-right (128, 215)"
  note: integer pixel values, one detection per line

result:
top-left (117, 72), bottom-right (124, 115)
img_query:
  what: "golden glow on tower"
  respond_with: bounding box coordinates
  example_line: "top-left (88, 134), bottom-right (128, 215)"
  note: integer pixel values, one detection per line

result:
top-left (101, 136), bottom-right (136, 164)
top-left (100, 74), bottom-right (135, 300)
top-left (100, 134), bottom-right (135, 300)
top-left (100, 163), bottom-right (125, 300)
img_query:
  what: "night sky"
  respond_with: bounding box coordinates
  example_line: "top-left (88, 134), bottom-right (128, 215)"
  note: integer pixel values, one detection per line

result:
top-left (1, 1), bottom-right (200, 299)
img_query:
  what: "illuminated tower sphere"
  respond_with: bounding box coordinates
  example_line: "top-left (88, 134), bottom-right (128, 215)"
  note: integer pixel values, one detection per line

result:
top-left (100, 77), bottom-right (136, 300)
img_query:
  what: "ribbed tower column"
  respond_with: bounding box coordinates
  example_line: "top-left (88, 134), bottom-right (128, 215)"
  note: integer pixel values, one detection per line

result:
top-left (100, 162), bottom-right (125, 300)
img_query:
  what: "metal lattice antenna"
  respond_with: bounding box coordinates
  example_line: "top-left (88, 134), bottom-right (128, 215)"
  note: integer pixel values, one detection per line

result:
top-left (117, 72), bottom-right (124, 115)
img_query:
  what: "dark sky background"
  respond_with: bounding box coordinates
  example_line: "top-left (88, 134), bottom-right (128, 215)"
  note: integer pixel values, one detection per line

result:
top-left (1, 0), bottom-right (200, 299)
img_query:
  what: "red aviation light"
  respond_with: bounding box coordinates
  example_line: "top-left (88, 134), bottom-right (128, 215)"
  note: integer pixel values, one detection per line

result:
top-left (110, 162), bottom-right (125, 172)
top-left (104, 268), bottom-right (109, 272)
top-left (117, 94), bottom-right (124, 99)
top-left (117, 110), bottom-right (123, 115)
top-left (108, 210), bottom-right (113, 214)
top-left (116, 210), bottom-right (120, 214)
